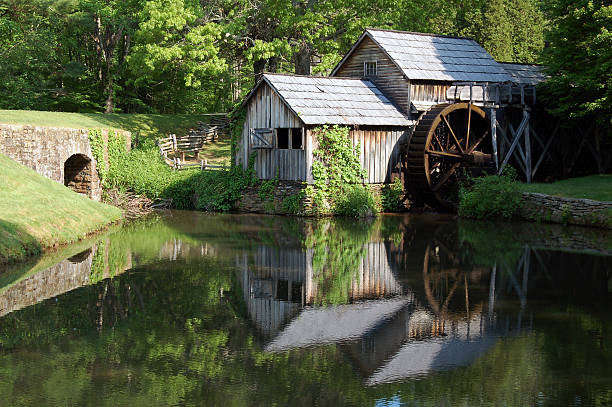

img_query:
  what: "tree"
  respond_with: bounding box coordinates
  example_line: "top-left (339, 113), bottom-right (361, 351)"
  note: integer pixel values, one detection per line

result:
top-left (541, 0), bottom-right (611, 129)
top-left (461, 0), bottom-right (544, 63)
top-left (128, 0), bottom-right (229, 113)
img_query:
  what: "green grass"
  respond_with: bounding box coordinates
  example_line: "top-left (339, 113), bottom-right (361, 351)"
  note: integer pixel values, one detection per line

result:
top-left (0, 109), bottom-right (215, 139)
top-left (520, 174), bottom-right (612, 202)
top-left (0, 109), bottom-right (232, 163)
top-left (0, 154), bottom-right (122, 264)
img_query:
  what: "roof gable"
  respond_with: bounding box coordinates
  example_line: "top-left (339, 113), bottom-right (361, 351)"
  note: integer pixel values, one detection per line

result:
top-left (245, 74), bottom-right (412, 127)
top-left (332, 29), bottom-right (512, 83)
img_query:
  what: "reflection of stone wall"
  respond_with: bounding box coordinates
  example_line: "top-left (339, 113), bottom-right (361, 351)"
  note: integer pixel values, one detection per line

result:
top-left (0, 243), bottom-right (133, 317)
top-left (0, 249), bottom-right (95, 317)
top-left (0, 124), bottom-right (131, 201)
top-left (520, 192), bottom-right (612, 229)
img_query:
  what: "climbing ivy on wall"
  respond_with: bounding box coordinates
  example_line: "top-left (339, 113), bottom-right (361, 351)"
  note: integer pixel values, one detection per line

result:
top-left (306, 125), bottom-right (374, 216)
top-left (88, 129), bottom-right (107, 183)
top-left (88, 129), bottom-right (128, 189)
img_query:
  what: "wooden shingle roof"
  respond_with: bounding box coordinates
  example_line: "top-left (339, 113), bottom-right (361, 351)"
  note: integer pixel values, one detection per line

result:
top-left (334, 28), bottom-right (513, 83)
top-left (254, 74), bottom-right (413, 126)
top-left (499, 63), bottom-right (547, 85)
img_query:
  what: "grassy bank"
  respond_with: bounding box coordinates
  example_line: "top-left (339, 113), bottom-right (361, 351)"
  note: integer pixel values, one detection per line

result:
top-left (519, 175), bottom-right (612, 202)
top-left (0, 154), bottom-right (122, 264)
top-left (0, 109), bottom-right (215, 139)
top-left (459, 172), bottom-right (612, 227)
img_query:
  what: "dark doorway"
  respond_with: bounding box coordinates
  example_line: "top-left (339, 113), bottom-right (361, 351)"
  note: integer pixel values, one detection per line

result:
top-left (64, 154), bottom-right (92, 197)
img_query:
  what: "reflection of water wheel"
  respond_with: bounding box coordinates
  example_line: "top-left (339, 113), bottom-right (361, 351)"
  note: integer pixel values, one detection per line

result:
top-left (422, 240), bottom-right (463, 316)
top-left (405, 103), bottom-right (494, 211)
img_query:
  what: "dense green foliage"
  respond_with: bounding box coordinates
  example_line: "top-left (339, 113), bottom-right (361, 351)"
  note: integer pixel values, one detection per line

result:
top-left (334, 185), bottom-right (378, 218)
top-left (104, 143), bottom-right (256, 210)
top-left (306, 125), bottom-right (377, 217)
top-left (541, 0), bottom-right (611, 132)
top-left (379, 177), bottom-right (404, 212)
top-left (0, 0), bottom-right (546, 115)
top-left (0, 153), bottom-right (121, 263)
top-left (459, 168), bottom-right (522, 220)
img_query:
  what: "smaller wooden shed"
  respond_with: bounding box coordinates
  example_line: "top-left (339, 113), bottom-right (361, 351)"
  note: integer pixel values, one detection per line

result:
top-left (238, 74), bottom-right (414, 184)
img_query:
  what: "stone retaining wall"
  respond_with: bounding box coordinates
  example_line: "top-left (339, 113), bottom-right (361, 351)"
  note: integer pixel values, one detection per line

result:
top-left (0, 124), bottom-right (131, 201)
top-left (520, 192), bottom-right (612, 228)
top-left (237, 181), bottom-right (307, 215)
top-left (236, 182), bottom-right (389, 215)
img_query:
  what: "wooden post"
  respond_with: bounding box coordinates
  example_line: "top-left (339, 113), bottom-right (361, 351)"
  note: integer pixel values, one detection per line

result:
top-left (524, 107), bottom-right (532, 182)
top-left (200, 159), bottom-right (204, 170)
top-left (204, 158), bottom-right (208, 170)
top-left (490, 108), bottom-right (499, 170)
top-left (172, 134), bottom-right (177, 151)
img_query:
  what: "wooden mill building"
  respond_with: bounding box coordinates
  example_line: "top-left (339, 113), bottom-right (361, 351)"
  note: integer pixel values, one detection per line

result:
top-left (238, 28), bottom-right (547, 207)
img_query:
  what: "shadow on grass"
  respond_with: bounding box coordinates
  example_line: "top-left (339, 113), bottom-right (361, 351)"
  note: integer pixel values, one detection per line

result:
top-left (0, 220), bottom-right (42, 265)
top-left (81, 113), bottom-right (214, 140)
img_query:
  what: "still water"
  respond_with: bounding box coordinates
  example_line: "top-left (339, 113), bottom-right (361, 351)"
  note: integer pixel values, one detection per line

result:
top-left (0, 212), bottom-right (611, 406)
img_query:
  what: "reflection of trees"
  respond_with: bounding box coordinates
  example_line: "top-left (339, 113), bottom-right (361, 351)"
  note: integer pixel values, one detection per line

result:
top-left (1, 213), bottom-right (611, 406)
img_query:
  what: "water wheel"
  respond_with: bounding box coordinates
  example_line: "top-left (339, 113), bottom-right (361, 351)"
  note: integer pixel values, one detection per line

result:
top-left (405, 103), bottom-right (495, 211)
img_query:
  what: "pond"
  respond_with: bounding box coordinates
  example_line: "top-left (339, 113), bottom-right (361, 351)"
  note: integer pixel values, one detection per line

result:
top-left (0, 211), bottom-right (611, 406)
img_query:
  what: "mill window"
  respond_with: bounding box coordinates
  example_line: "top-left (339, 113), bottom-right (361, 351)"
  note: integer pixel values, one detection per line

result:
top-left (276, 128), bottom-right (303, 149)
top-left (364, 61), bottom-right (377, 77)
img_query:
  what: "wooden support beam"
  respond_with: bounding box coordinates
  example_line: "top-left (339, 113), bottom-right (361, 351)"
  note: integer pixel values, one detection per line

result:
top-left (490, 108), bottom-right (499, 170)
top-left (498, 110), bottom-right (530, 176)
top-left (524, 108), bottom-right (532, 183)
top-left (531, 135), bottom-right (554, 179)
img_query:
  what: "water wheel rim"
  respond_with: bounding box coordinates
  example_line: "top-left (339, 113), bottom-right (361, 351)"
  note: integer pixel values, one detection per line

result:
top-left (406, 102), bottom-right (490, 211)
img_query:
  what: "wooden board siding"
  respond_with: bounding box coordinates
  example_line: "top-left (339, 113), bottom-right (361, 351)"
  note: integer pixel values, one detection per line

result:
top-left (333, 37), bottom-right (411, 114)
top-left (240, 82), bottom-right (307, 181)
top-left (410, 81), bottom-right (451, 104)
top-left (348, 128), bottom-right (409, 184)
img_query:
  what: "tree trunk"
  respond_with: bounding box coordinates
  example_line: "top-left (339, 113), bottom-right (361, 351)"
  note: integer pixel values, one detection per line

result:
top-left (294, 44), bottom-right (311, 75)
top-left (104, 74), bottom-right (114, 113)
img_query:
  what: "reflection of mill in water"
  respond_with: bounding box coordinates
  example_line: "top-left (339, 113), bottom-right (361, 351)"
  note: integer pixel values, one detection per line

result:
top-left (234, 226), bottom-right (536, 385)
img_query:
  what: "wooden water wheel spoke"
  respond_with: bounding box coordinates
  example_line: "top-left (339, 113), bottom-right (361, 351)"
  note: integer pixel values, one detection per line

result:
top-left (467, 129), bottom-right (490, 154)
top-left (441, 114), bottom-right (464, 153)
top-left (431, 163), bottom-right (460, 192)
top-left (433, 132), bottom-right (444, 151)
top-left (405, 103), bottom-right (493, 211)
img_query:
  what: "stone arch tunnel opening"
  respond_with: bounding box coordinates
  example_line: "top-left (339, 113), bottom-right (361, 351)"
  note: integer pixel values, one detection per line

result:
top-left (64, 154), bottom-right (92, 197)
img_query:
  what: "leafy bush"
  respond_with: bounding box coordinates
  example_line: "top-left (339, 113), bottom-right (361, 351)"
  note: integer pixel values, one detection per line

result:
top-left (103, 140), bottom-right (256, 211)
top-left (282, 192), bottom-right (303, 215)
top-left (258, 178), bottom-right (277, 201)
top-left (335, 185), bottom-right (378, 218)
top-left (307, 125), bottom-right (377, 216)
top-left (379, 178), bottom-right (404, 212)
top-left (459, 168), bottom-right (522, 220)
top-left (190, 163), bottom-right (257, 211)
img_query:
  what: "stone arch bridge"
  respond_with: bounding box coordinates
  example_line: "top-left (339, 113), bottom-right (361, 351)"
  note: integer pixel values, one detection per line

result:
top-left (0, 124), bottom-right (130, 201)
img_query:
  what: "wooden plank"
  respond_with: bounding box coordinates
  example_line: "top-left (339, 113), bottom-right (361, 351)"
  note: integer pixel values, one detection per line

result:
top-left (369, 131), bottom-right (375, 183)
top-left (375, 131), bottom-right (381, 182)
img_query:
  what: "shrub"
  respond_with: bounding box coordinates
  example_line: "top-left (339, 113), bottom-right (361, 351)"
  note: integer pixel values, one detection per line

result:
top-left (335, 185), bottom-right (378, 218)
top-left (307, 125), bottom-right (376, 216)
top-left (258, 178), bottom-right (277, 201)
top-left (104, 142), bottom-right (256, 211)
top-left (282, 192), bottom-right (303, 215)
top-left (458, 168), bottom-right (522, 220)
top-left (190, 164), bottom-right (257, 212)
top-left (380, 178), bottom-right (404, 212)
